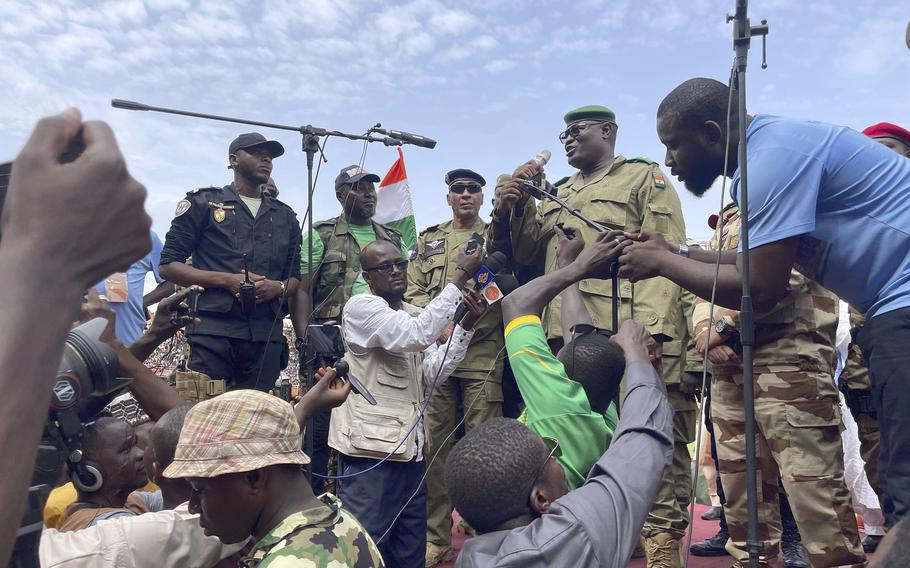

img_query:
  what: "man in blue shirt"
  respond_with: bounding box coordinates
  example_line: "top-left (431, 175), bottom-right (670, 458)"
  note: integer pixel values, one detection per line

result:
top-left (95, 232), bottom-right (171, 346)
top-left (618, 77), bottom-right (910, 529)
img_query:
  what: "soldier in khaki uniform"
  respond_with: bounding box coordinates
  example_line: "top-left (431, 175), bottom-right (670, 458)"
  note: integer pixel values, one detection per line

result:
top-left (406, 168), bottom-right (505, 567)
top-left (490, 105), bottom-right (694, 567)
top-left (291, 164), bottom-right (405, 491)
top-left (692, 205), bottom-right (865, 567)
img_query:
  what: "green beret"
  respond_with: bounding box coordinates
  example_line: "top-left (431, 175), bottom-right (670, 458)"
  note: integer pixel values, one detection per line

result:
top-left (564, 105), bottom-right (616, 126)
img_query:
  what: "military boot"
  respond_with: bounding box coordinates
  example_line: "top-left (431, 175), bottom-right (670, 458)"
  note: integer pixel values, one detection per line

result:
top-left (690, 508), bottom-right (730, 557)
top-left (425, 543), bottom-right (454, 568)
top-left (780, 497), bottom-right (810, 568)
top-left (644, 533), bottom-right (682, 568)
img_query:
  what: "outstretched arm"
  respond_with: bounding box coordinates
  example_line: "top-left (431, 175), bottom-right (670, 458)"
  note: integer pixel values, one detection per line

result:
top-left (503, 230), bottom-right (629, 324)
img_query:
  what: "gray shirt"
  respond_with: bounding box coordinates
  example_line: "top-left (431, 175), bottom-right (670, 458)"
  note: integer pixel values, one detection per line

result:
top-left (457, 361), bottom-right (674, 568)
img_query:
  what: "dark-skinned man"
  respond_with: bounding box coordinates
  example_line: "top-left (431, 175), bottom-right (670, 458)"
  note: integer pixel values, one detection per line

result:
top-left (56, 416), bottom-right (160, 532)
top-left (621, 77), bottom-right (910, 559)
top-left (330, 239), bottom-right (486, 568)
top-left (490, 105), bottom-right (694, 567)
top-left (290, 165), bottom-right (408, 491)
top-left (406, 168), bottom-right (506, 567)
top-left (159, 133), bottom-right (301, 399)
top-left (446, 231), bottom-right (673, 567)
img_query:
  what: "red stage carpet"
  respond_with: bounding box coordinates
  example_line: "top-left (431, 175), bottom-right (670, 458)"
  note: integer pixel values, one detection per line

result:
top-left (440, 503), bottom-right (876, 568)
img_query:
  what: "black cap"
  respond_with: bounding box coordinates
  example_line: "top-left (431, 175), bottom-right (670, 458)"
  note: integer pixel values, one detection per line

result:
top-left (228, 132), bottom-right (285, 158)
top-left (335, 165), bottom-right (381, 188)
top-left (445, 168), bottom-right (486, 187)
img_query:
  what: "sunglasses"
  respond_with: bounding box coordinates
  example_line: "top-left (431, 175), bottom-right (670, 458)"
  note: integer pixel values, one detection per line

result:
top-left (570, 323), bottom-right (615, 338)
top-left (449, 183), bottom-right (483, 194)
top-left (363, 260), bottom-right (408, 274)
top-left (559, 121), bottom-right (609, 144)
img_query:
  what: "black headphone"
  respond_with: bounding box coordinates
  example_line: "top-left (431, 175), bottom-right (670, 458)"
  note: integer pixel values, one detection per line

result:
top-left (68, 449), bottom-right (104, 493)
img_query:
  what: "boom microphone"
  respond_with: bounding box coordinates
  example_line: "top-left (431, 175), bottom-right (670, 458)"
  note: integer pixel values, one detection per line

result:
top-left (452, 251), bottom-right (508, 324)
top-left (370, 126), bottom-right (437, 149)
top-left (332, 360), bottom-right (377, 406)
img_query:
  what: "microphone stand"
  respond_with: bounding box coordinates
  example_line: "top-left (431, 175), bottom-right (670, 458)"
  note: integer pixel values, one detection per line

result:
top-left (727, 3), bottom-right (768, 567)
top-left (518, 179), bottom-right (621, 333)
top-left (110, 99), bottom-right (431, 484)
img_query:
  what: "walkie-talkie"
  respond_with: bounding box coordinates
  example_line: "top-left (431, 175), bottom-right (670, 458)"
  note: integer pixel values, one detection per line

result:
top-left (465, 232), bottom-right (484, 254)
top-left (239, 255), bottom-right (256, 316)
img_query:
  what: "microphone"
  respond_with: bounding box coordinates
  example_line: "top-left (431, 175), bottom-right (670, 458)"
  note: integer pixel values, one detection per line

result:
top-left (332, 360), bottom-right (377, 406)
top-left (111, 99), bottom-right (151, 111)
top-left (532, 149), bottom-right (551, 167)
top-left (452, 251), bottom-right (508, 324)
top-left (371, 126), bottom-right (437, 149)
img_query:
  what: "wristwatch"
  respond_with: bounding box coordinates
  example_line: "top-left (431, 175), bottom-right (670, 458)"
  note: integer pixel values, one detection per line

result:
top-left (715, 316), bottom-right (735, 335)
top-left (278, 280), bottom-right (287, 295)
top-left (678, 243), bottom-right (690, 258)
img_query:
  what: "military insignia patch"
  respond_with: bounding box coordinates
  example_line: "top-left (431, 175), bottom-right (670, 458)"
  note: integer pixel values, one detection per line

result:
top-left (175, 199), bottom-right (191, 217)
top-left (652, 172), bottom-right (667, 189)
top-left (423, 239), bottom-right (446, 258)
top-left (408, 245), bottom-right (418, 261)
top-left (213, 207), bottom-right (226, 223)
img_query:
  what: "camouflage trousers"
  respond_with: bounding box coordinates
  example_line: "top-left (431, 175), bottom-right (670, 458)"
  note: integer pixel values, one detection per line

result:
top-left (424, 375), bottom-right (503, 547)
top-left (642, 388), bottom-right (696, 539)
top-left (712, 370), bottom-right (865, 567)
top-left (855, 411), bottom-right (882, 500)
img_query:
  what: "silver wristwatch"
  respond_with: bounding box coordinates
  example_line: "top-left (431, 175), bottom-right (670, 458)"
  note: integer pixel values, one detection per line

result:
top-left (678, 243), bottom-right (690, 258)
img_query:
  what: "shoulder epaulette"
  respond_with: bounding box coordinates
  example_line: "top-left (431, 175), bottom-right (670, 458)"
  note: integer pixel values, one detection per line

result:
top-left (186, 186), bottom-right (220, 197)
top-left (419, 224), bottom-right (440, 235)
top-left (314, 217), bottom-right (339, 228)
top-left (625, 157), bottom-right (657, 166)
top-left (554, 176), bottom-right (570, 187)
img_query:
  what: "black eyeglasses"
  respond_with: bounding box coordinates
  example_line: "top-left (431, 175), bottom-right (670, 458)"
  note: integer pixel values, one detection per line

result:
top-left (363, 260), bottom-right (408, 274)
top-left (559, 121), bottom-right (609, 144)
top-left (526, 436), bottom-right (561, 501)
top-left (570, 323), bottom-right (615, 338)
top-left (449, 183), bottom-right (483, 194)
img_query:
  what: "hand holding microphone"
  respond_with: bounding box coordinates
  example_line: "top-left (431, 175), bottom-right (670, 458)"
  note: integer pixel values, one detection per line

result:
top-left (492, 150), bottom-right (551, 220)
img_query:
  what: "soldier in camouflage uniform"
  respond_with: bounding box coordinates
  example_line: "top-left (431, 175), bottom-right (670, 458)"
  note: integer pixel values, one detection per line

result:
top-left (490, 105), bottom-right (694, 567)
top-left (406, 168), bottom-right (505, 567)
top-left (291, 165), bottom-right (405, 491)
top-left (164, 389), bottom-right (383, 568)
top-left (692, 204), bottom-right (865, 567)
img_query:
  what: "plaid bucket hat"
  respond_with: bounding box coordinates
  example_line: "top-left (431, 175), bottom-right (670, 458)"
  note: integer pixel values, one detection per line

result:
top-left (163, 389), bottom-right (309, 479)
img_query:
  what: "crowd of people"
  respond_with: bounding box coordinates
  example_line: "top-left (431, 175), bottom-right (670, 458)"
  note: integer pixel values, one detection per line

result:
top-left (2, 65), bottom-right (910, 568)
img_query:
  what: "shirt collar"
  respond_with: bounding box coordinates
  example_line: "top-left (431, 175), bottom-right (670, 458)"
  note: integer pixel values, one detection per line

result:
top-left (250, 494), bottom-right (340, 554)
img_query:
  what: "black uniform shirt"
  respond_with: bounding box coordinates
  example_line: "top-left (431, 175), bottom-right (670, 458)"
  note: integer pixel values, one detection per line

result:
top-left (160, 184), bottom-right (301, 341)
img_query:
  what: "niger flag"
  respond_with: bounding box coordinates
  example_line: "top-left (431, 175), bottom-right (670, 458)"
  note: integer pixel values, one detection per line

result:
top-left (375, 148), bottom-right (417, 251)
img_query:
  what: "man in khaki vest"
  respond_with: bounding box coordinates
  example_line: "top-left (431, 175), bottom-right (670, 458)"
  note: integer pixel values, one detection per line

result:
top-left (329, 239), bottom-right (485, 567)
top-left (291, 165), bottom-right (406, 489)
top-left (407, 168), bottom-right (505, 566)
top-left (490, 105), bottom-right (694, 567)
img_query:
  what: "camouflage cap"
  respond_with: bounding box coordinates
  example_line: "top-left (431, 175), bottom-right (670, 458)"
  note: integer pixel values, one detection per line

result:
top-left (163, 390), bottom-right (309, 479)
top-left (563, 105), bottom-right (616, 126)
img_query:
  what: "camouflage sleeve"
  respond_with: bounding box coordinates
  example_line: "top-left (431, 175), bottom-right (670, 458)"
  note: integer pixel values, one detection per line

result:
top-left (632, 165), bottom-right (687, 339)
top-left (404, 236), bottom-right (432, 308)
top-left (509, 198), bottom-right (546, 267)
top-left (681, 288), bottom-right (703, 374)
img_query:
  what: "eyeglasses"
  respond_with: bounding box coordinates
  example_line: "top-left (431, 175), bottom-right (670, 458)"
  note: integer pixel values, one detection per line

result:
top-left (363, 260), bottom-right (408, 274)
top-left (449, 183), bottom-right (483, 194)
top-left (527, 436), bottom-right (561, 496)
top-left (559, 121), bottom-right (609, 144)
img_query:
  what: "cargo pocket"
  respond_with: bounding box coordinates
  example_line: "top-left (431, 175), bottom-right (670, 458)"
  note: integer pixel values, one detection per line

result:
top-left (783, 399), bottom-right (842, 480)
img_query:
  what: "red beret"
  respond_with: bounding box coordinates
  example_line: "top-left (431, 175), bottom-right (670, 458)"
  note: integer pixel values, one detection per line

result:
top-left (862, 122), bottom-right (910, 146)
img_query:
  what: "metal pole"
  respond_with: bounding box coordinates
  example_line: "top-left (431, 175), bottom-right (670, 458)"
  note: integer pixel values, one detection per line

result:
top-left (729, 2), bottom-right (769, 565)
top-left (303, 131), bottom-right (319, 485)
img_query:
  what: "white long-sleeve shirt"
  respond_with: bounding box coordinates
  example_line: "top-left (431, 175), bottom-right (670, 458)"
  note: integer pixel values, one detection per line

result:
top-left (341, 284), bottom-right (475, 458)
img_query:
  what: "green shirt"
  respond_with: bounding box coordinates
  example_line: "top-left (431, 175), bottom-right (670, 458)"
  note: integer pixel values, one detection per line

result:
top-left (506, 315), bottom-right (618, 491)
top-left (301, 225), bottom-right (408, 295)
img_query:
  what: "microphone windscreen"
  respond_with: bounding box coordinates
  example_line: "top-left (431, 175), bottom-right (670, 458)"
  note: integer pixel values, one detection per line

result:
top-left (333, 359), bottom-right (349, 378)
top-left (493, 274), bottom-right (520, 296)
top-left (485, 251), bottom-right (508, 274)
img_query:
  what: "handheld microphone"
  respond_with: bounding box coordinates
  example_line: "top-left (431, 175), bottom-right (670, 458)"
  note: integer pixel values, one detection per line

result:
top-left (452, 251), bottom-right (508, 324)
top-left (332, 360), bottom-right (377, 406)
top-left (532, 149), bottom-right (551, 167)
top-left (529, 149), bottom-right (551, 194)
top-left (370, 126), bottom-right (437, 149)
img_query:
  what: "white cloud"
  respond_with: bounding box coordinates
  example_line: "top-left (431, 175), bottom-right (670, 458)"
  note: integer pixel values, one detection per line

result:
top-left (483, 58), bottom-right (515, 73)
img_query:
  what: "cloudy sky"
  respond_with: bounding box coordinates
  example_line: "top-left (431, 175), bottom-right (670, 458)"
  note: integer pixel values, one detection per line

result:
top-left (2, 0), bottom-right (908, 243)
